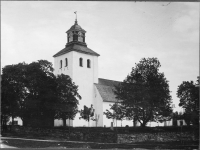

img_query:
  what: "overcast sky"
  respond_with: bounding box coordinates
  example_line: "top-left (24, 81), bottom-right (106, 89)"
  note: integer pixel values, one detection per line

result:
top-left (1, 2), bottom-right (199, 112)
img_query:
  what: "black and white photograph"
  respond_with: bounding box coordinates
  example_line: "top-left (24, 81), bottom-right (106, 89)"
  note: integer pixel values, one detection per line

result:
top-left (1, 1), bottom-right (199, 149)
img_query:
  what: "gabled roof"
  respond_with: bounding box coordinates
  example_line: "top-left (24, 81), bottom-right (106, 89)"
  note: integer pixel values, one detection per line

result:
top-left (53, 44), bottom-right (100, 57)
top-left (95, 78), bottom-right (122, 103)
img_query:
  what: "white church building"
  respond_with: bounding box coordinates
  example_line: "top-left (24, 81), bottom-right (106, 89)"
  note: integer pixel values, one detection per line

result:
top-left (53, 18), bottom-right (135, 127)
top-left (9, 18), bottom-right (177, 128)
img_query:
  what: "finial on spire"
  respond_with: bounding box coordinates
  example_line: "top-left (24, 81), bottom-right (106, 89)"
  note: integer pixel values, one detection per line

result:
top-left (74, 11), bottom-right (77, 24)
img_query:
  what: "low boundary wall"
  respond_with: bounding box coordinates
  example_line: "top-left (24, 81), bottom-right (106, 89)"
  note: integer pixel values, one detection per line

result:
top-left (9, 126), bottom-right (197, 143)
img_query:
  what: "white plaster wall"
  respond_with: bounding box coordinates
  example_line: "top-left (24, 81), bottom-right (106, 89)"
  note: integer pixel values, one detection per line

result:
top-left (8, 117), bottom-right (23, 126)
top-left (93, 56), bottom-right (98, 84)
top-left (71, 51), bottom-right (98, 127)
top-left (54, 119), bottom-right (73, 127)
top-left (93, 85), bottom-right (103, 127)
top-left (54, 119), bottom-right (63, 126)
top-left (147, 122), bottom-right (164, 127)
top-left (164, 119), bottom-right (173, 126)
top-left (54, 51), bottom-right (73, 77)
top-left (122, 118), bottom-right (140, 127)
top-left (54, 51), bottom-right (99, 127)
top-left (103, 102), bottom-right (114, 127)
top-left (54, 52), bottom-right (75, 126)
top-left (103, 102), bottom-right (140, 127)
top-left (177, 119), bottom-right (187, 126)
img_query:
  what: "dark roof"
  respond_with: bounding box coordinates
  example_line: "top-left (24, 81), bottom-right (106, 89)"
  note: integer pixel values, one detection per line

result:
top-left (95, 78), bottom-right (122, 103)
top-left (53, 44), bottom-right (100, 57)
top-left (66, 21), bottom-right (86, 33)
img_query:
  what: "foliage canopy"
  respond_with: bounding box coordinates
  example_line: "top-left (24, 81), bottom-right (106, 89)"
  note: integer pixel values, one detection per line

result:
top-left (177, 79), bottom-right (199, 126)
top-left (1, 60), bottom-right (81, 127)
top-left (114, 57), bottom-right (172, 127)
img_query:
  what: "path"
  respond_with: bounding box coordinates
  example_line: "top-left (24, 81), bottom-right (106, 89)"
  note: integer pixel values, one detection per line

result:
top-left (1, 137), bottom-right (149, 149)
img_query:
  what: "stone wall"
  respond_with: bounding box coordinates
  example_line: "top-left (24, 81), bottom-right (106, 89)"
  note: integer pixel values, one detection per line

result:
top-left (11, 126), bottom-right (197, 144)
top-left (12, 126), bottom-right (117, 143)
top-left (117, 132), bottom-right (195, 143)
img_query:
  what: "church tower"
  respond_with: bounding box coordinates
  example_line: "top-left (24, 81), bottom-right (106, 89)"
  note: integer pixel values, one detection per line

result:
top-left (53, 16), bottom-right (100, 127)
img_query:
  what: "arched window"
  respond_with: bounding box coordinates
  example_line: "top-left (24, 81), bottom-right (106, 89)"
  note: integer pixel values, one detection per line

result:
top-left (65, 58), bottom-right (68, 67)
top-left (79, 58), bottom-right (83, 67)
top-left (60, 60), bottom-right (62, 68)
top-left (87, 59), bottom-right (91, 68)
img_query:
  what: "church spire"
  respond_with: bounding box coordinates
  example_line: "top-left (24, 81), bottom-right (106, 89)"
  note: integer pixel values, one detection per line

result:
top-left (65, 12), bottom-right (87, 47)
top-left (74, 11), bottom-right (78, 25)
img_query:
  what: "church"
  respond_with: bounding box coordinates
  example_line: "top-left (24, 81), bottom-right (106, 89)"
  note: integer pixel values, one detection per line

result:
top-left (9, 17), bottom-right (171, 128)
top-left (53, 17), bottom-right (134, 127)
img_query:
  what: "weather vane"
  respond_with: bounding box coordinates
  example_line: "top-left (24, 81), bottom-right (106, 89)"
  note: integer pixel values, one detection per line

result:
top-left (74, 11), bottom-right (77, 21)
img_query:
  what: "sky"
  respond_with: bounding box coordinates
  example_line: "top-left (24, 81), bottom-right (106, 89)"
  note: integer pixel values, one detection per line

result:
top-left (1, 2), bottom-right (199, 112)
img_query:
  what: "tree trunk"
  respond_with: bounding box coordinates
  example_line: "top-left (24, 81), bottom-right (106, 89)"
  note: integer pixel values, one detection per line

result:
top-left (134, 118), bottom-right (136, 127)
top-left (23, 117), bottom-right (28, 127)
top-left (62, 116), bottom-right (66, 127)
top-left (12, 116), bottom-right (14, 126)
top-left (133, 117), bottom-right (137, 127)
top-left (141, 121), bottom-right (147, 127)
top-left (11, 115), bottom-right (14, 131)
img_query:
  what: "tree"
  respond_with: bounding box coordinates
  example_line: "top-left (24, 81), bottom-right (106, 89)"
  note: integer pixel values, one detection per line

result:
top-left (177, 79), bottom-right (199, 126)
top-left (22, 60), bottom-right (57, 127)
top-left (115, 58), bottom-right (172, 127)
top-left (1, 60), bottom-right (58, 127)
top-left (54, 74), bottom-right (81, 127)
top-left (79, 104), bottom-right (95, 127)
top-left (104, 103), bottom-right (126, 127)
top-left (1, 62), bottom-right (28, 128)
top-left (1, 60), bottom-right (82, 128)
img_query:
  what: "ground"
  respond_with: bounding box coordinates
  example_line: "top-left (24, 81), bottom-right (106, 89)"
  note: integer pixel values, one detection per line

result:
top-left (1, 135), bottom-right (198, 149)
top-left (1, 126), bottom-right (199, 149)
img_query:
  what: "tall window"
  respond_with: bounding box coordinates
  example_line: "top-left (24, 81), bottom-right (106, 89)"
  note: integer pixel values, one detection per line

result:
top-left (60, 60), bottom-right (62, 68)
top-left (87, 59), bottom-right (91, 68)
top-left (79, 58), bottom-right (83, 67)
top-left (65, 58), bottom-right (68, 67)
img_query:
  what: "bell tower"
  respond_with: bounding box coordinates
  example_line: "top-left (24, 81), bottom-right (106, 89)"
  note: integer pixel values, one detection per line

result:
top-left (66, 17), bottom-right (87, 47)
top-left (53, 13), bottom-right (100, 127)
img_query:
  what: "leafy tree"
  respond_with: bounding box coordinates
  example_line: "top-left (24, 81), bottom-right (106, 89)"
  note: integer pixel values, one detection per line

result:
top-left (1, 60), bottom-right (82, 127)
top-left (124, 106), bottom-right (138, 127)
top-left (115, 58), bottom-right (172, 127)
top-left (177, 79), bottom-right (199, 126)
top-left (1, 62), bottom-right (28, 128)
top-left (22, 60), bottom-right (57, 127)
top-left (79, 104), bottom-right (95, 127)
top-left (1, 60), bottom-right (58, 127)
top-left (54, 74), bottom-right (81, 127)
top-left (104, 103), bottom-right (126, 127)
